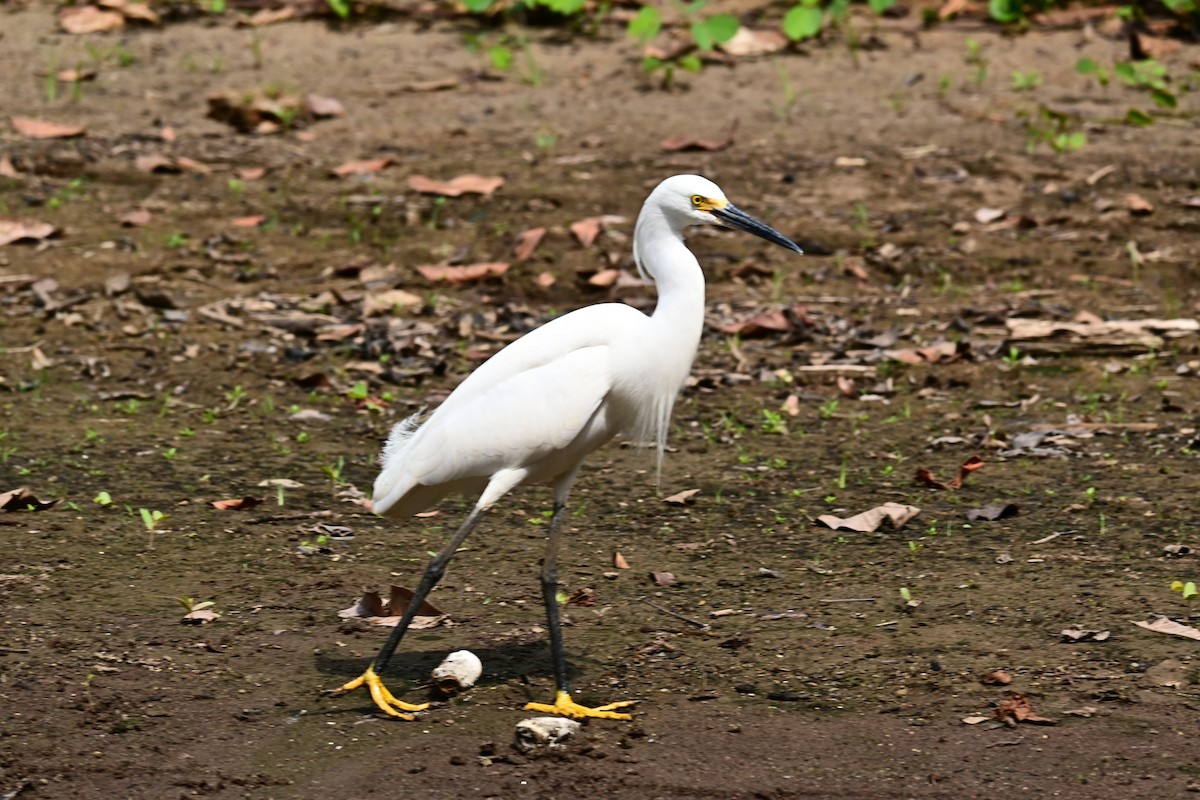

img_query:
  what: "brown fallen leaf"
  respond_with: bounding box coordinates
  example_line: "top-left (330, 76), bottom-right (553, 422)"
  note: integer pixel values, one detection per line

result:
top-left (1133, 617), bottom-right (1200, 641)
top-left (236, 166), bottom-right (267, 181)
top-left (363, 289), bottom-right (423, 317)
top-left (407, 174), bottom-right (505, 197)
top-left (1126, 193), bottom-right (1154, 216)
top-left (885, 341), bottom-right (960, 364)
top-left (56, 67), bottom-right (97, 83)
top-left (816, 502), bottom-right (920, 532)
top-left (100, 0), bottom-right (160, 24)
top-left (174, 156), bottom-right (211, 174)
top-left (119, 208), bottom-right (152, 227)
top-left (535, 271), bottom-right (556, 288)
top-left (718, 27), bottom-right (787, 57)
top-left (915, 456), bottom-right (984, 490)
top-left (587, 268), bottom-right (619, 287)
top-left (994, 692), bottom-right (1057, 726)
top-left (661, 120), bottom-right (738, 153)
top-left (243, 6), bottom-right (296, 25)
top-left (416, 262), bottom-right (510, 284)
top-left (304, 93), bottom-right (345, 118)
top-left (966, 503), bottom-right (1018, 521)
top-left (663, 488), bottom-right (700, 505)
top-left (0, 156), bottom-right (19, 178)
top-left (402, 78), bottom-right (460, 92)
top-left (937, 0), bottom-right (969, 18)
top-left (569, 216), bottom-right (628, 247)
top-left (0, 219), bottom-right (58, 247)
top-left (211, 496), bottom-right (261, 510)
top-left (10, 116), bottom-right (86, 139)
top-left (720, 308), bottom-right (793, 336)
top-left (1060, 627), bottom-right (1110, 642)
top-left (565, 587), bottom-right (595, 607)
top-left (513, 226), bottom-right (546, 262)
top-left (181, 608), bottom-right (219, 625)
top-left (649, 571), bottom-right (677, 587)
top-left (0, 487), bottom-right (58, 512)
top-left (337, 585), bottom-right (448, 628)
top-left (135, 154), bottom-right (178, 173)
top-left (614, 551), bottom-right (630, 570)
top-left (980, 669), bottom-right (1012, 686)
top-left (230, 215), bottom-right (267, 228)
top-left (59, 5), bottom-right (124, 33)
top-left (332, 157), bottom-right (395, 178)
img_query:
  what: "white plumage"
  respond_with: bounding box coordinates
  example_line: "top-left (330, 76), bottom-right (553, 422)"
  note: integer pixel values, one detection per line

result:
top-left (336, 174), bottom-right (802, 722)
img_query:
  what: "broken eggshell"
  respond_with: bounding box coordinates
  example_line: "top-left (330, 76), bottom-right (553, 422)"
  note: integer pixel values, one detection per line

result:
top-left (431, 649), bottom-right (482, 696)
top-left (514, 716), bottom-right (581, 753)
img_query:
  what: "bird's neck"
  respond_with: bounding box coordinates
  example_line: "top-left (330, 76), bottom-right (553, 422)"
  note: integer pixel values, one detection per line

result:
top-left (638, 217), bottom-right (706, 350)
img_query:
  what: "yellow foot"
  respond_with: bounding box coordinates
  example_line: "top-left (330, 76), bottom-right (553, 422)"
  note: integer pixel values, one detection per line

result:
top-left (524, 690), bottom-right (635, 720)
top-left (333, 666), bottom-right (429, 720)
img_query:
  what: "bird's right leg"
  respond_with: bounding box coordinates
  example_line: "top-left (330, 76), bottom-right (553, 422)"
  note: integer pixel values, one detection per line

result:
top-left (333, 505), bottom-right (485, 719)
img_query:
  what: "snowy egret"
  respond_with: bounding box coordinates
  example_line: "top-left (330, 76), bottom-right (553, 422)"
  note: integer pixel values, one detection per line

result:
top-left (334, 174), bottom-right (802, 720)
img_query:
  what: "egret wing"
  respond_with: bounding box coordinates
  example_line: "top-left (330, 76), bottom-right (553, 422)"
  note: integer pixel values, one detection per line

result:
top-left (401, 345), bottom-right (615, 489)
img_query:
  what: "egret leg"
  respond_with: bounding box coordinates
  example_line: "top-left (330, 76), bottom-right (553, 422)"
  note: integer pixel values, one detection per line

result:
top-left (523, 500), bottom-right (636, 721)
top-left (334, 505), bottom-right (486, 719)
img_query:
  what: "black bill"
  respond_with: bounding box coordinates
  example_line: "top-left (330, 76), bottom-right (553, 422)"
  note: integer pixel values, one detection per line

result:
top-left (711, 203), bottom-right (803, 254)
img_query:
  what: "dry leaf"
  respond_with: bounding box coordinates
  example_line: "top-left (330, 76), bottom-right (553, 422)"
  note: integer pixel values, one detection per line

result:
top-left (937, 0), bottom-right (968, 18)
top-left (1060, 627), bottom-right (1111, 642)
top-left (402, 78), bottom-right (460, 92)
top-left (994, 692), bottom-right (1057, 725)
top-left (571, 217), bottom-right (604, 247)
top-left (244, 6), bottom-right (296, 25)
top-left (565, 587), bottom-right (595, 607)
top-left (0, 219), bottom-right (58, 247)
top-left (236, 166), bottom-right (267, 181)
top-left (100, 0), bottom-right (160, 24)
top-left (56, 67), bottom-right (97, 83)
top-left (337, 585), bottom-right (448, 628)
top-left (332, 157), bottom-right (394, 178)
top-left (59, 5), bottom-right (124, 33)
top-left (0, 156), bottom-right (18, 178)
top-left (649, 571), bottom-right (676, 587)
top-left (304, 93), bottom-right (345, 118)
top-left (979, 669), bottom-right (1012, 686)
top-left (535, 271), bottom-right (556, 288)
top-left (119, 208), bottom-right (152, 227)
top-left (363, 289), bottom-right (423, 317)
top-left (230, 215), bottom-right (267, 228)
top-left (816, 502), bottom-right (921, 532)
top-left (614, 552), bottom-right (630, 570)
top-left (416, 262), bottom-right (510, 284)
top-left (720, 309), bottom-right (793, 337)
top-left (407, 174), bottom-right (505, 197)
top-left (661, 121), bottom-right (738, 152)
top-left (664, 488), bottom-right (700, 505)
top-left (966, 503), bottom-right (1018, 521)
top-left (1126, 193), bottom-right (1154, 216)
top-left (174, 156), bottom-right (211, 174)
top-left (1133, 617), bottom-right (1200, 641)
top-left (587, 268), bottom-right (619, 287)
top-left (514, 227), bottom-right (546, 261)
top-left (181, 608), bottom-right (218, 625)
top-left (915, 456), bottom-right (984, 490)
top-left (10, 116), bottom-right (86, 139)
top-left (0, 487), bottom-right (58, 512)
top-left (211, 496), bottom-right (260, 510)
top-left (974, 207), bottom-right (1006, 224)
top-left (135, 154), bottom-right (178, 173)
top-left (718, 27), bottom-right (787, 57)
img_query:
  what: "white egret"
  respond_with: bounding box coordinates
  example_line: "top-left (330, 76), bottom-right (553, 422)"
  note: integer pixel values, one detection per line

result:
top-left (334, 174), bottom-right (802, 720)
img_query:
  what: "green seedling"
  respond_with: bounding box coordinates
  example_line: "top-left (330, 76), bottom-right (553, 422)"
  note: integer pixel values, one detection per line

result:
top-left (819, 398), bottom-right (839, 419)
top-left (93, 491), bottom-right (113, 506)
top-left (322, 456), bottom-right (346, 488)
top-left (140, 508), bottom-right (167, 531)
top-left (177, 595), bottom-right (216, 613)
top-left (629, 2), bottom-right (738, 89)
top-left (761, 408), bottom-right (787, 435)
top-left (1011, 70), bottom-right (1041, 91)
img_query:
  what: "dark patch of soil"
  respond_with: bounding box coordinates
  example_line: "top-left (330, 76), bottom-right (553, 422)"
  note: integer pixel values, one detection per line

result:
top-left (2, 6), bottom-right (1200, 798)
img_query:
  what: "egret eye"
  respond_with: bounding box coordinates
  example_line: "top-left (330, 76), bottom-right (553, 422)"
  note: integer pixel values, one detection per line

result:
top-left (690, 194), bottom-right (705, 208)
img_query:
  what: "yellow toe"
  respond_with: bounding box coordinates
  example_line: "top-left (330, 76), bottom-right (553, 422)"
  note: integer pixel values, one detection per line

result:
top-left (524, 690), bottom-right (635, 720)
top-left (336, 667), bottom-right (428, 720)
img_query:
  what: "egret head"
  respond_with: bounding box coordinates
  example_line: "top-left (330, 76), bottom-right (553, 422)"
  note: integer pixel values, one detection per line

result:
top-left (636, 174), bottom-right (802, 280)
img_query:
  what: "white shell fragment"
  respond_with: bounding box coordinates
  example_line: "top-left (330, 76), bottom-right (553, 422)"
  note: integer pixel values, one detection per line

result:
top-left (430, 649), bottom-right (482, 695)
top-left (514, 716), bottom-right (581, 753)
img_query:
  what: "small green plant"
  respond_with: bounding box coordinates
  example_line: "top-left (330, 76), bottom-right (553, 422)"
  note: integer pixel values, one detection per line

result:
top-left (1076, 57), bottom-right (1110, 86)
top-left (819, 398), bottom-right (839, 419)
top-left (1021, 105), bottom-right (1086, 153)
top-left (93, 491), bottom-right (113, 506)
top-left (163, 447), bottom-right (178, 461)
top-left (628, 2), bottom-right (738, 89)
top-left (761, 408), bottom-right (788, 435)
top-left (835, 457), bottom-right (848, 490)
top-left (322, 456), bottom-right (346, 488)
top-left (327, 0), bottom-right (351, 18)
top-left (140, 508), bottom-right (167, 531)
top-left (1011, 70), bottom-right (1042, 91)
top-left (1001, 346), bottom-right (1022, 366)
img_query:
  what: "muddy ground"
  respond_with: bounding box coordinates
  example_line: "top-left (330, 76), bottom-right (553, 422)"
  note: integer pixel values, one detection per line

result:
top-left (2, 3), bottom-right (1200, 798)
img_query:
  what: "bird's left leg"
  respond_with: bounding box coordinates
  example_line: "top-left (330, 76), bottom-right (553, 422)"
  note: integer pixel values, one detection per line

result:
top-left (333, 505), bottom-right (486, 719)
top-left (523, 496), bottom-right (635, 721)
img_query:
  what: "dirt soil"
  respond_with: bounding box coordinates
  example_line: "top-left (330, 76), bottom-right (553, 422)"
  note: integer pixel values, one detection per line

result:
top-left (2, 4), bottom-right (1200, 798)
